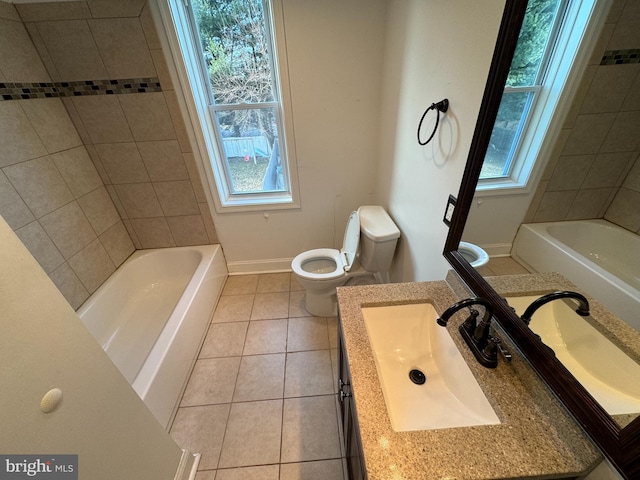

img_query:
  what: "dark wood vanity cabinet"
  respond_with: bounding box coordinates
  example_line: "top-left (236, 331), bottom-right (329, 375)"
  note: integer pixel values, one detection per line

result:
top-left (338, 318), bottom-right (367, 480)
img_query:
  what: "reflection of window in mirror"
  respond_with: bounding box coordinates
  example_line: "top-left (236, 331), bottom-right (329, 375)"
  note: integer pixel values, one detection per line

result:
top-left (478, 0), bottom-right (593, 192)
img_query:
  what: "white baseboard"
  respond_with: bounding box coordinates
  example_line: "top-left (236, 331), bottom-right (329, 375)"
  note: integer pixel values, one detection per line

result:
top-left (481, 243), bottom-right (512, 257)
top-left (227, 257), bottom-right (293, 274)
top-left (174, 450), bottom-right (200, 480)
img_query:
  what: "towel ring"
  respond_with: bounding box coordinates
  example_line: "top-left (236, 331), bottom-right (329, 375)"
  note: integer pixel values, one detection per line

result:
top-left (417, 99), bottom-right (449, 146)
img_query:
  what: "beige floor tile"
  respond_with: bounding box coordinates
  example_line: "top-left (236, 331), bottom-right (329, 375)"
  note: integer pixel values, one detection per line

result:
top-left (212, 294), bottom-right (254, 323)
top-left (243, 319), bottom-right (288, 355)
top-left (279, 459), bottom-right (343, 480)
top-left (281, 396), bottom-right (342, 463)
top-left (218, 400), bottom-right (283, 468)
top-left (170, 404), bottom-right (230, 470)
top-left (289, 275), bottom-right (304, 292)
top-left (288, 290), bottom-right (309, 318)
top-left (330, 349), bottom-right (339, 395)
top-left (181, 357), bottom-right (241, 406)
top-left (222, 274), bottom-right (259, 295)
top-left (199, 322), bottom-right (248, 358)
top-left (251, 292), bottom-right (290, 320)
top-left (214, 465), bottom-right (279, 480)
top-left (194, 470), bottom-right (216, 480)
top-left (284, 350), bottom-right (334, 398)
top-left (327, 317), bottom-right (338, 349)
top-left (257, 272), bottom-right (291, 293)
top-left (287, 317), bottom-right (329, 352)
top-left (233, 353), bottom-right (285, 402)
top-left (486, 256), bottom-right (530, 275)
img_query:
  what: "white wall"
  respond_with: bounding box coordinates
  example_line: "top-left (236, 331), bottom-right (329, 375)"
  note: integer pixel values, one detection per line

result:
top-left (211, 0), bottom-right (388, 273)
top-left (377, 0), bottom-right (507, 281)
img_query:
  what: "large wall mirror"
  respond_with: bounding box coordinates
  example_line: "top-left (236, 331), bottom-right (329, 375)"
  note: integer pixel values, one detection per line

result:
top-left (443, 0), bottom-right (640, 478)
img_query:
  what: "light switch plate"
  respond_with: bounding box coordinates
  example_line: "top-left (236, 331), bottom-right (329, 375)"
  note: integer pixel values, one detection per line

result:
top-left (443, 195), bottom-right (456, 227)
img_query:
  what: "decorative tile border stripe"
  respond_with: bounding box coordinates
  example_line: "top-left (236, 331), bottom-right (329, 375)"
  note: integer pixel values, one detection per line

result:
top-left (1, 77), bottom-right (162, 101)
top-left (601, 49), bottom-right (640, 66)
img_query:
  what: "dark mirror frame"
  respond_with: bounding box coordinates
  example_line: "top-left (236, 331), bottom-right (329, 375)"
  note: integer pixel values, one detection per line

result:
top-left (443, 1), bottom-right (640, 478)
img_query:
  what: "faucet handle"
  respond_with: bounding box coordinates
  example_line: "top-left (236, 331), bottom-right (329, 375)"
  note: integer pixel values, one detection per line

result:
top-left (483, 336), bottom-right (512, 363)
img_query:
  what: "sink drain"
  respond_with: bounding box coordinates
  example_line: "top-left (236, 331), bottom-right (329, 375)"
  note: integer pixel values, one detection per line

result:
top-left (409, 369), bottom-right (426, 385)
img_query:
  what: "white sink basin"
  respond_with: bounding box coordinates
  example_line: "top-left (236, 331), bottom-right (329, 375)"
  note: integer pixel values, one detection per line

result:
top-left (361, 303), bottom-right (500, 432)
top-left (506, 295), bottom-right (640, 415)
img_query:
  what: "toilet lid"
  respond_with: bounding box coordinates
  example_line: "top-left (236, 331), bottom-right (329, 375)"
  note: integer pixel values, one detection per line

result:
top-left (340, 211), bottom-right (360, 272)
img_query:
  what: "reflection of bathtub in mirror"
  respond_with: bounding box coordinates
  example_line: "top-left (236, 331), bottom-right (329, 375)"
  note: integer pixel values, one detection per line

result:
top-left (511, 220), bottom-right (639, 331)
top-left (506, 295), bottom-right (640, 417)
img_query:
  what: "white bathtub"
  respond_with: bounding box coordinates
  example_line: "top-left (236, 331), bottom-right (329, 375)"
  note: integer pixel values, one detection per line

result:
top-left (77, 245), bottom-right (227, 429)
top-left (511, 219), bottom-right (639, 331)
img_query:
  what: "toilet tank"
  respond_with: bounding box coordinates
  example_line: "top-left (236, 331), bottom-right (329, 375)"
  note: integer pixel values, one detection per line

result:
top-left (357, 206), bottom-right (400, 274)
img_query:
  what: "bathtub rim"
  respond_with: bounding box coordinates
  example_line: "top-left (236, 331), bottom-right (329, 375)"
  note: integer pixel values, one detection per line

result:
top-left (511, 219), bottom-right (639, 331)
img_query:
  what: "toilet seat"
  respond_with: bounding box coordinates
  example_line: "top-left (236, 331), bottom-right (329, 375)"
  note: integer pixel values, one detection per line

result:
top-left (291, 211), bottom-right (360, 281)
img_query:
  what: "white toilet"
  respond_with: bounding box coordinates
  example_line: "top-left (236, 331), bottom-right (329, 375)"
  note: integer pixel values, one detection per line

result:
top-left (291, 205), bottom-right (400, 317)
top-left (458, 241), bottom-right (490, 268)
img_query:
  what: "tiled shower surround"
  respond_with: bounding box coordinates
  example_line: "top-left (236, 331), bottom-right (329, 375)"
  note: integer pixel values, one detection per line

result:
top-left (525, 0), bottom-right (640, 234)
top-left (0, 0), bottom-right (218, 309)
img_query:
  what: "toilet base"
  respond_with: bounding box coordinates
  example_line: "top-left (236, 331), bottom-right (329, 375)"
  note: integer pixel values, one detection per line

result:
top-left (305, 291), bottom-right (338, 317)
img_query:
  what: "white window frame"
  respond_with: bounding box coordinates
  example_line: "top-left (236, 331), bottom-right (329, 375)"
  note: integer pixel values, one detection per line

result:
top-left (155, 0), bottom-right (300, 213)
top-left (476, 0), bottom-right (611, 196)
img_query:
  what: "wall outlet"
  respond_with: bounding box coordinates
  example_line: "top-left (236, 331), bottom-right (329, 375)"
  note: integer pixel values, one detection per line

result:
top-left (443, 195), bottom-right (456, 227)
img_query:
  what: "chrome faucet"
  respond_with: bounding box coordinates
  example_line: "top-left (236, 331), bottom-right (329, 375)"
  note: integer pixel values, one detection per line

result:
top-left (437, 297), bottom-right (511, 368)
top-left (520, 291), bottom-right (590, 325)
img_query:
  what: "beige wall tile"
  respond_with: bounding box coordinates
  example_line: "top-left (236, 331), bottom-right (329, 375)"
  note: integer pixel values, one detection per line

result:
top-left (16, 2), bottom-right (91, 22)
top-left (138, 140), bottom-right (189, 182)
top-left (547, 154), bottom-right (594, 191)
top-left (99, 221), bottom-right (134, 267)
top-left (621, 72), bottom-right (640, 111)
top-left (0, 2), bottom-right (19, 21)
top-left (151, 49), bottom-right (173, 90)
top-left (154, 180), bottom-right (199, 216)
top-left (566, 188), bottom-right (615, 220)
top-left (122, 218), bottom-right (142, 249)
top-left (0, 171), bottom-right (35, 230)
top-left (185, 153), bottom-right (207, 203)
top-left (60, 97), bottom-right (92, 145)
top-left (77, 186), bottom-right (120, 235)
top-left (199, 202), bottom-right (218, 243)
top-left (49, 262), bottom-right (89, 310)
top-left (600, 110), bottom-right (640, 152)
top-left (51, 146), bottom-right (103, 198)
top-left (579, 64), bottom-right (639, 115)
top-left (39, 201), bottom-right (96, 259)
top-left (3, 156), bottom-right (74, 218)
top-left (35, 20), bottom-right (108, 81)
top-left (607, 0), bottom-right (640, 50)
top-left (0, 18), bottom-right (50, 82)
top-left (84, 143), bottom-right (110, 184)
top-left (23, 22), bottom-right (61, 82)
top-left (163, 90), bottom-right (193, 153)
top-left (68, 238), bottom-right (115, 293)
top-left (118, 92), bottom-right (176, 141)
top-left (88, 18), bottom-right (156, 79)
top-left (582, 151), bottom-right (634, 189)
top-left (532, 190), bottom-right (578, 223)
top-left (139, 2), bottom-right (161, 50)
top-left (562, 113), bottom-right (616, 156)
top-left (114, 183), bottom-right (163, 218)
top-left (72, 95), bottom-right (133, 144)
top-left (94, 142), bottom-right (149, 184)
top-left (15, 220), bottom-right (64, 273)
top-left (86, 0), bottom-right (145, 18)
top-left (0, 101), bottom-right (47, 168)
top-left (605, 187), bottom-right (640, 231)
top-left (105, 184), bottom-right (127, 218)
top-left (622, 155), bottom-right (640, 192)
top-left (129, 217), bottom-right (175, 248)
top-left (20, 98), bottom-right (82, 154)
top-left (166, 214), bottom-right (208, 246)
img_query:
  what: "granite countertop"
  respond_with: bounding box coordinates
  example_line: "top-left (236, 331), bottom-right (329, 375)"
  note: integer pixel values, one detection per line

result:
top-left (336, 277), bottom-right (601, 480)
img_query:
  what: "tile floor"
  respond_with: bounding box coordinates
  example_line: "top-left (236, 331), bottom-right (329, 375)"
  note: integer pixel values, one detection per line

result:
top-left (476, 256), bottom-right (530, 277)
top-left (169, 273), bottom-right (346, 480)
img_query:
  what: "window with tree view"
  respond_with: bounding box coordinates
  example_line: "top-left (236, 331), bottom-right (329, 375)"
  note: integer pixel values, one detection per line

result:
top-left (480, 0), bottom-right (569, 181)
top-left (189, 0), bottom-right (291, 198)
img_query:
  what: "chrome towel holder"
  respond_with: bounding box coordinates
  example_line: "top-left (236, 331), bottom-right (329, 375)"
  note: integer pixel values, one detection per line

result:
top-left (417, 98), bottom-right (449, 145)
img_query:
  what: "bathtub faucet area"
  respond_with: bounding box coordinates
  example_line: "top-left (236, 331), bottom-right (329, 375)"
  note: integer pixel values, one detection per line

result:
top-left (437, 297), bottom-right (510, 368)
top-left (520, 291), bottom-right (590, 325)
